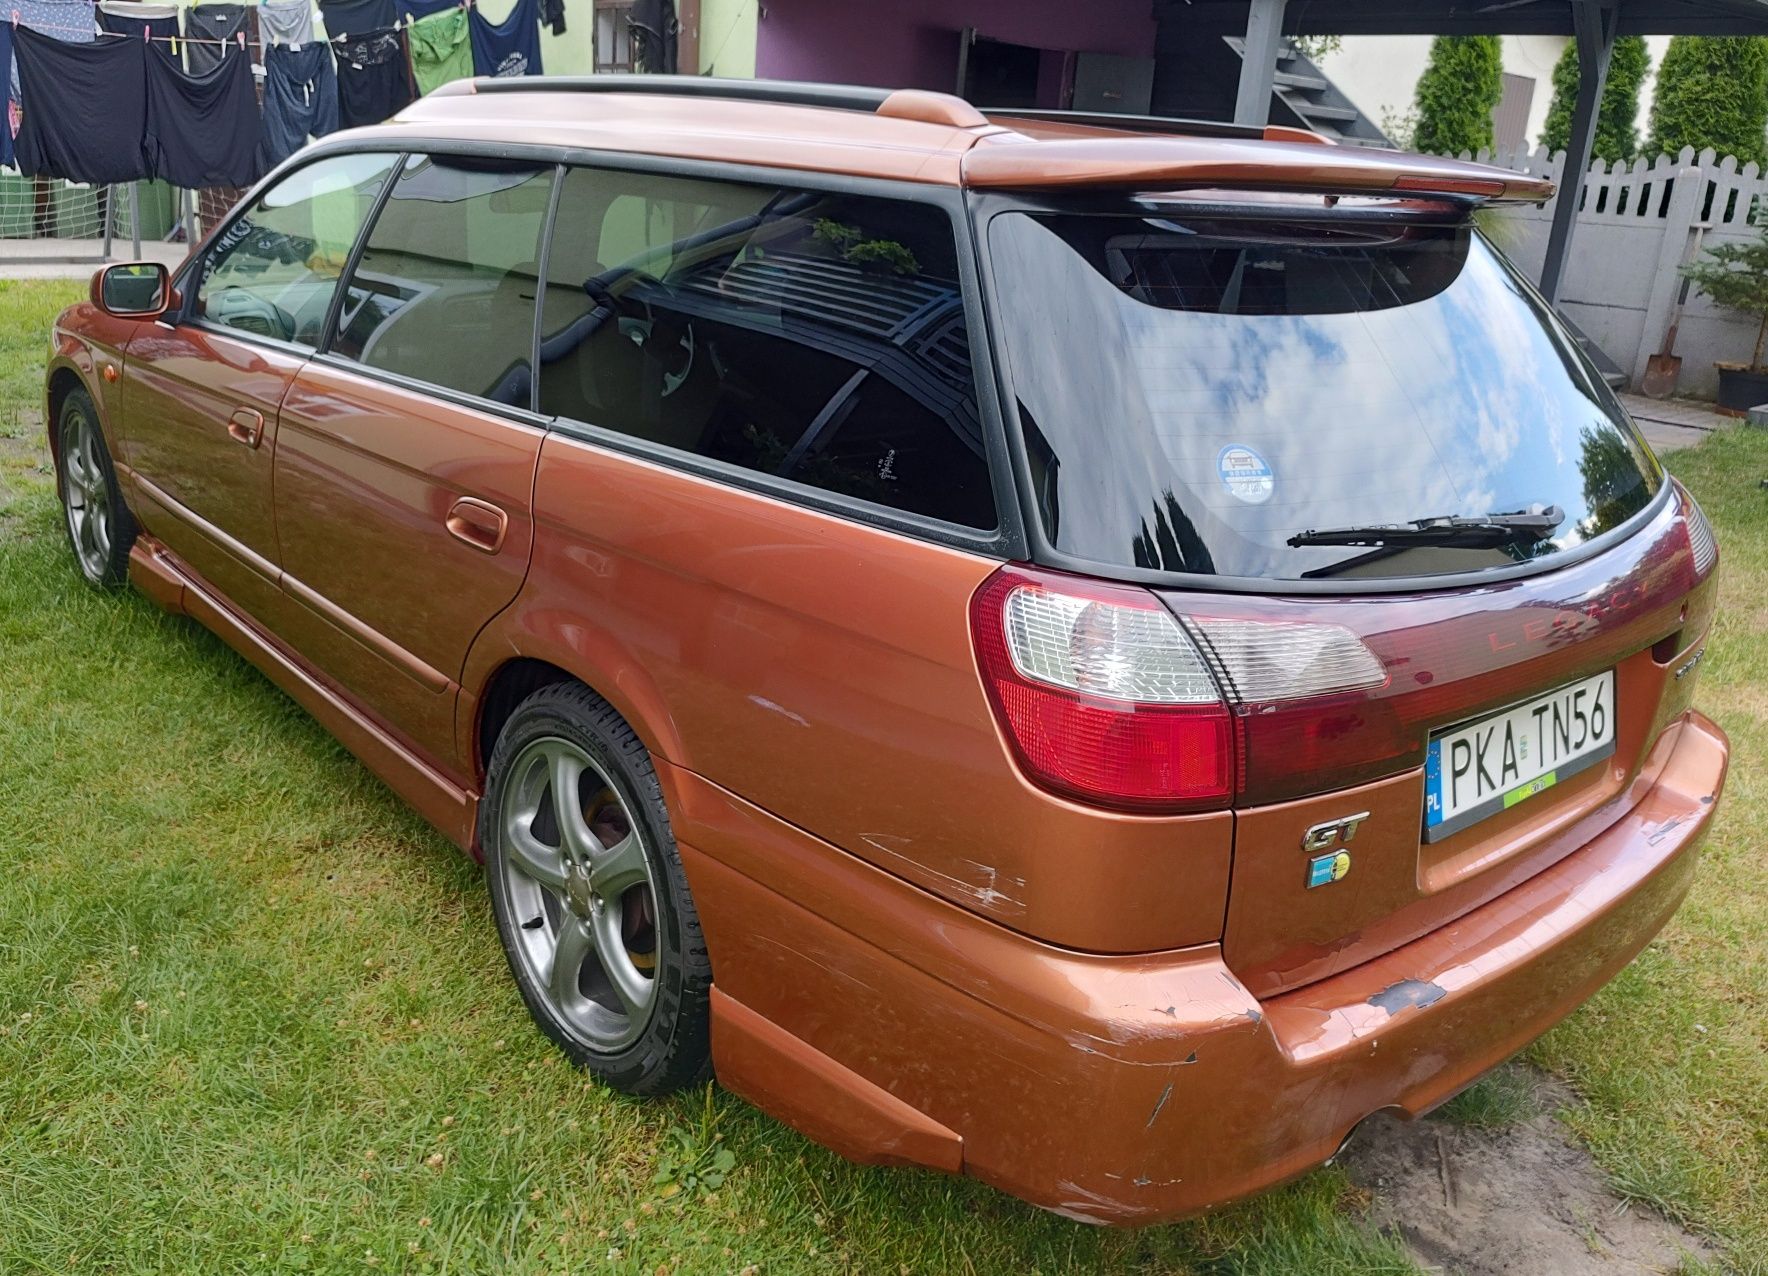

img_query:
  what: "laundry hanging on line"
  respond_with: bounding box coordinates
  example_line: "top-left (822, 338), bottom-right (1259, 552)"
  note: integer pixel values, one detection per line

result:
top-left (259, 40), bottom-right (338, 171)
top-left (184, 3), bottom-right (251, 75)
top-left (258, 0), bottom-right (315, 47)
top-left (97, 3), bottom-right (179, 46)
top-left (12, 28), bottom-right (151, 183)
top-left (146, 39), bottom-right (260, 187)
top-left (407, 6), bottom-right (469, 96)
top-left (11, 26), bottom-right (265, 188)
top-left (469, 0), bottom-right (541, 79)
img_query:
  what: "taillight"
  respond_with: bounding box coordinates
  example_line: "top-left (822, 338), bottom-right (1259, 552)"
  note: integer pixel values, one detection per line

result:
top-left (971, 569), bottom-right (1234, 812)
top-left (1680, 484), bottom-right (1717, 577)
top-left (971, 566), bottom-right (1389, 813)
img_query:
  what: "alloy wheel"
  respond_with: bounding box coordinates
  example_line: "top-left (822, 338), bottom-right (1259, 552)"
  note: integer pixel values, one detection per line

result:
top-left (496, 736), bottom-right (660, 1052)
top-left (60, 408), bottom-right (112, 583)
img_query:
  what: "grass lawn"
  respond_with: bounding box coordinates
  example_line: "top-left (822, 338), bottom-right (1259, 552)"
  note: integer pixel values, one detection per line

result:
top-left (0, 277), bottom-right (1761, 1274)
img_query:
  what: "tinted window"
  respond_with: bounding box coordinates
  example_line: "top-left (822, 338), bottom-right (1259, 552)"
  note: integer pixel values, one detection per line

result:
top-left (538, 166), bottom-right (994, 529)
top-left (988, 209), bottom-right (1663, 581)
top-left (197, 152), bottom-right (397, 347)
top-left (332, 155), bottom-right (555, 406)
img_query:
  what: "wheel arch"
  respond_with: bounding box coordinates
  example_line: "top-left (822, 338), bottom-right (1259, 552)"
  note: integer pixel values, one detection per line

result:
top-left (44, 364), bottom-right (89, 468)
top-left (463, 637), bottom-right (689, 801)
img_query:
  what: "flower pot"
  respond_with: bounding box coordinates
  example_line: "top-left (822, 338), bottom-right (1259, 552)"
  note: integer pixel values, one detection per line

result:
top-left (1714, 362), bottom-right (1768, 416)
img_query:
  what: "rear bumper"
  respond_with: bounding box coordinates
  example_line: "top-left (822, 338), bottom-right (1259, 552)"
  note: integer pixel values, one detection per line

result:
top-left (671, 710), bottom-right (1728, 1226)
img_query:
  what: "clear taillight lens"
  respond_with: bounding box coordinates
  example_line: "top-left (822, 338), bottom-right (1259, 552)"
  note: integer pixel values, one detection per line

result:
top-left (1683, 488), bottom-right (1717, 577)
top-left (972, 567), bottom-right (1392, 813)
top-left (973, 570), bottom-right (1234, 812)
top-left (1184, 617), bottom-right (1388, 703)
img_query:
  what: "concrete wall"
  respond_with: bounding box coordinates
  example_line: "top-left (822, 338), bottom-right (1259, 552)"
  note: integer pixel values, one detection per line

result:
top-left (1319, 34), bottom-right (1568, 149)
top-left (752, 0), bottom-right (1155, 92)
top-left (1476, 144), bottom-right (1768, 399)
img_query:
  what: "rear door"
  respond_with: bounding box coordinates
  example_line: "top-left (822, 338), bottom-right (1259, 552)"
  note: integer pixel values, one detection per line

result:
top-left (271, 154), bottom-right (555, 767)
top-left (120, 152), bottom-right (398, 618)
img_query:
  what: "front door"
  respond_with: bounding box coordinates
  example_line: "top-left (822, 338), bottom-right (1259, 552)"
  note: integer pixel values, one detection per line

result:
top-left (119, 152), bottom-right (400, 619)
top-left (272, 155), bottom-right (556, 769)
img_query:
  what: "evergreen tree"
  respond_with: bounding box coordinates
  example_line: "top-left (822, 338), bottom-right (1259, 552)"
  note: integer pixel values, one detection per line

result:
top-left (1540, 35), bottom-right (1650, 161)
top-left (1646, 35), bottom-right (1768, 165)
top-left (1412, 36), bottom-right (1506, 156)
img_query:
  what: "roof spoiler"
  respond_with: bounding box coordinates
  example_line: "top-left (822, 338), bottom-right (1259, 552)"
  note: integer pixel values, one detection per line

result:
top-left (962, 135), bottom-right (1553, 204)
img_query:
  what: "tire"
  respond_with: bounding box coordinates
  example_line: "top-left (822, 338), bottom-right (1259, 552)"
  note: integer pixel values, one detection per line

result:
top-left (480, 681), bottom-right (711, 1094)
top-left (55, 387), bottom-right (136, 588)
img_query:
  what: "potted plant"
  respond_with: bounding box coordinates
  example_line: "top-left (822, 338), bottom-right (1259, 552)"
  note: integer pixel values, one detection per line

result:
top-left (1683, 224), bottom-right (1768, 414)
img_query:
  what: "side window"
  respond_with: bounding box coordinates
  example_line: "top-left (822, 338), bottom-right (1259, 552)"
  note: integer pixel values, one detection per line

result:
top-left (538, 166), bottom-right (996, 530)
top-left (197, 152), bottom-right (398, 348)
top-left (331, 155), bottom-right (555, 406)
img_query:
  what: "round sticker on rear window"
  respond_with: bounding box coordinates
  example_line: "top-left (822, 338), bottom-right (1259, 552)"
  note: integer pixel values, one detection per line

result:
top-left (1217, 445), bottom-right (1274, 505)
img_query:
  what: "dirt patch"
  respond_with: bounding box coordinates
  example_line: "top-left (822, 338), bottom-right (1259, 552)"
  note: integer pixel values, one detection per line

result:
top-left (1342, 1065), bottom-right (1712, 1276)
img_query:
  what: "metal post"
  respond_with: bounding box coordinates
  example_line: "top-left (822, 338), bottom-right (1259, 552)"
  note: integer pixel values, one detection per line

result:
top-left (1234, 0), bottom-right (1289, 126)
top-left (102, 184), bottom-right (115, 261)
top-left (130, 182), bottom-right (141, 261)
top-left (1539, 0), bottom-right (1618, 305)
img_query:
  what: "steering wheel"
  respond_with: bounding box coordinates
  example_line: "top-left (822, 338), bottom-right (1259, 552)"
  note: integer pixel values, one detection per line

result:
top-left (207, 285), bottom-right (298, 343)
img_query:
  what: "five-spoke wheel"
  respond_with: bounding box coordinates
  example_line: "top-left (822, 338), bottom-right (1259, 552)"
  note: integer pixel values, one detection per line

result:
top-left (56, 389), bottom-right (133, 586)
top-left (482, 682), bottom-right (711, 1093)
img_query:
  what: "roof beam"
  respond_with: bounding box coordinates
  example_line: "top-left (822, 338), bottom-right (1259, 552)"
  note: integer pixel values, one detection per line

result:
top-left (1540, 0), bottom-right (1619, 305)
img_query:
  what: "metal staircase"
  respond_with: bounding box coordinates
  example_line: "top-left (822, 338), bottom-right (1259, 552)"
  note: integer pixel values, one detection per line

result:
top-left (1223, 37), bottom-right (1390, 146)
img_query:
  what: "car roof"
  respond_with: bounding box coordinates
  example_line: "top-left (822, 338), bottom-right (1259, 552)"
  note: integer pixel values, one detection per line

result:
top-left (346, 77), bottom-right (1553, 204)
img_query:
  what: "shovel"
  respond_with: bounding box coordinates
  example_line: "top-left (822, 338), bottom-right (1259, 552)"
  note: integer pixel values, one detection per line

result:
top-left (1642, 227), bottom-right (1704, 399)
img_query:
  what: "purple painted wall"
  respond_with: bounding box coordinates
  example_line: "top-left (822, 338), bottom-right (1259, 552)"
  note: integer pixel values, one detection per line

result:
top-left (754, 0), bottom-right (1156, 97)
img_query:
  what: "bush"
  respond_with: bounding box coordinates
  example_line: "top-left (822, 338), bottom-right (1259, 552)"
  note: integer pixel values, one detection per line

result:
top-left (1683, 226), bottom-right (1768, 371)
top-left (1540, 35), bottom-right (1650, 161)
top-left (1412, 35), bottom-right (1505, 156)
top-left (1646, 35), bottom-right (1768, 165)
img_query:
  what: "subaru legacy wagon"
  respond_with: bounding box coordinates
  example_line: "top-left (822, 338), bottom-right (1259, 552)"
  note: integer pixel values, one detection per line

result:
top-left (46, 77), bottom-right (1727, 1224)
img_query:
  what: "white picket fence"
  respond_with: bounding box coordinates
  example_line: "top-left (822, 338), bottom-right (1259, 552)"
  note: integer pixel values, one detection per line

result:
top-left (1441, 144), bottom-right (1768, 397)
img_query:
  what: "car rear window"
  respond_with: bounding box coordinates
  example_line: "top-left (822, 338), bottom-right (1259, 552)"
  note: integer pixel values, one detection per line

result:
top-left (986, 207), bottom-right (1664, 582)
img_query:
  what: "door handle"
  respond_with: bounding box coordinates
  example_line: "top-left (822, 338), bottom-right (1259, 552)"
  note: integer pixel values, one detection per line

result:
top-left (227, 408), bottom-right (264, 449)
top-left (445, 497), bottom-right (508, 554)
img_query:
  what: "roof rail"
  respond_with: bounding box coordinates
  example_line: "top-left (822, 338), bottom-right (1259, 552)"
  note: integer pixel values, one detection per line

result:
top-left (983, 108), bottom-right (1270, 140)
top-left (432, 74), bottom-right (898, 113)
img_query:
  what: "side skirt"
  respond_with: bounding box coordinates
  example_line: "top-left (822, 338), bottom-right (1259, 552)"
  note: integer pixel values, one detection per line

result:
top-left (127, 537), bottom-right (480, 852)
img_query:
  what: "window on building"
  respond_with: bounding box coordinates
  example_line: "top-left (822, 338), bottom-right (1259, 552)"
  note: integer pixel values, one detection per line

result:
top-left (594, 0), bottom-right (635, 73)
top-left (196, 152), bottom-right (398, 347)
top-left (537, 166), bottom-right (995, 529)
top-left (331, 154), bottom-right (555, 406)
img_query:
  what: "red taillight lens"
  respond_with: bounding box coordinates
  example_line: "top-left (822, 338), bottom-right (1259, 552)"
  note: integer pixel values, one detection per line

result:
top-left (971, 568), bottom-right (1235, 812)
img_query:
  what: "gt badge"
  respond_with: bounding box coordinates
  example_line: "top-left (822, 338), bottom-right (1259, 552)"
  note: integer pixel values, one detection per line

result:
top-left (1302, 811), bottom-right (1366, 888)
top-left (1307, 850), bottom-right (1352, 888)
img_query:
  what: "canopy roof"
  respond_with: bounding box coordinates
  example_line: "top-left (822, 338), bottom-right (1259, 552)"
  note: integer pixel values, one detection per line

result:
top-left (1170, 0), bottom-right (1768, 36)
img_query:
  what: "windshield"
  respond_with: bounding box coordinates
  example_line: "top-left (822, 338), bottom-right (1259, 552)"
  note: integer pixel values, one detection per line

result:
top-left (986, 207), bottom-right (1663, 582)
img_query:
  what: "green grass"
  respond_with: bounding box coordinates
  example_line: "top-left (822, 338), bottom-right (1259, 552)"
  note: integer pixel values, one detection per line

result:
top-left (0, 280), bottom-right (78, 436)
top-left (1434, 1063), bottom-right (1540, 1131)
top-left (0, 276), bottom-right (1762, 1273)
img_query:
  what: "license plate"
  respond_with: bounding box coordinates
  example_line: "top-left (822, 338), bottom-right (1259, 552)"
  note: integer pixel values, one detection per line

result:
top-left (1423, 671), bottom-right (1616, 842)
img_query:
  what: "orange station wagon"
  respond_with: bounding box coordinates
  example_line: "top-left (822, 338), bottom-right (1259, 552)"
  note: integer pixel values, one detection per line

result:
top-left (47, 77), bottom-right (1728, 1224)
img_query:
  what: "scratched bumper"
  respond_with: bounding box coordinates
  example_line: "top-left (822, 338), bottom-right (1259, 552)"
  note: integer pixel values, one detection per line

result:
top-left (672, 711), bottom-right (1727, 1226)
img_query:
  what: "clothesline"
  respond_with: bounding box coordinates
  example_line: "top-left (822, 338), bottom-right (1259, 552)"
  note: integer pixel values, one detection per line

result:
top-left (6, 14), bottom-right (253, 45)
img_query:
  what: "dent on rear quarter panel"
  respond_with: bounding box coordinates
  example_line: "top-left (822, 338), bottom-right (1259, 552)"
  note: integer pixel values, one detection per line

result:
top-left (462, 431), bottom-right (1235, 954)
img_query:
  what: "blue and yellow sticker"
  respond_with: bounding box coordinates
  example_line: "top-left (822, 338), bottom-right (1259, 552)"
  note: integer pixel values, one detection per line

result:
top-left (1307, 850), bottom-right (1352, 889)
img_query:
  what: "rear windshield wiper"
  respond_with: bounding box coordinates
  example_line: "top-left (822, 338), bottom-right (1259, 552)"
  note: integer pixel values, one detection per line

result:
top-left (1287, 504), bottom-right (1565, 549)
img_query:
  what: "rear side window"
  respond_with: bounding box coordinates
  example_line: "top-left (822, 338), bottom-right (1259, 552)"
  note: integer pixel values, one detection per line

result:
top-left (537, 166), bottom-right (994, 530)
top-left (987, 208), bottom-right (1663, 581)
top-left (331, 154), bottom-right (555, 406)
top-left (197, 152), bottom-right (398, 348)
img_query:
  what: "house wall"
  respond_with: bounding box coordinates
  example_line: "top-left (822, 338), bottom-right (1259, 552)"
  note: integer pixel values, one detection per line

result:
top-left (1319, 35), bottom-right (1567, 149)
top-left (752, 0), bottom-right (1155, 93)
top-left (698, 0), bottom-right (758, 77)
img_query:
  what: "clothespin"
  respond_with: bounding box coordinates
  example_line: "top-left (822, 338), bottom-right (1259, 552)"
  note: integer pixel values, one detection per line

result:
top-left (9, 11), bottom-right (19, 28)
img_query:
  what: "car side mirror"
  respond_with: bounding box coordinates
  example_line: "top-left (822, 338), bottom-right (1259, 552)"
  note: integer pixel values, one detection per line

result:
top-left (93, 261), bottom-right (175, 319)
